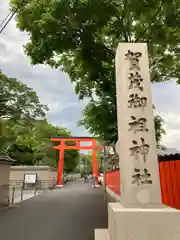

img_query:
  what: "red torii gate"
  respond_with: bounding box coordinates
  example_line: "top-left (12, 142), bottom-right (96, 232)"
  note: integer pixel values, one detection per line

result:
top-left (51, 136), bottom-right (102, 186)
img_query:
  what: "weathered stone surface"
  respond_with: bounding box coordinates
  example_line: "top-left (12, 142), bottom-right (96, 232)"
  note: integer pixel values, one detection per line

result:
top-left (94, 229), bottom-right (110, 240)
top-left (0, 155), bottom-right (14, 208)
top-left (108, 203), bottom-right (180, 240)
top-left (115, 43), bottom-right (161, 208)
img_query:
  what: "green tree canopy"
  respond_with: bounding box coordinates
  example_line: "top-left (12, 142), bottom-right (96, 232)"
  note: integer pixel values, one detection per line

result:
top-left (11, 0), bottom-right (180, 92)
top-left (79, 150), bottom-right (102, 175)
top-left (0, 70), bottom-right (48, 120)
top-left (8, 119), bottom-right (67, 166)
top-left (11, 0), bottom-right (176, 146)
top-left (78, 100), bottom-right (166, 148)
top-left (0, 70), bottom-right (79, 171)
top-left (0, 70), bottom-right (48, 153)
top-left (2, 118), bottom-right (80, 172)
top-left (79, 152), bottom-right (93, 174)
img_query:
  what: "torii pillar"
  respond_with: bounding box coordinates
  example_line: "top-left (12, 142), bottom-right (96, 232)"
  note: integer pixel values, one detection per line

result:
top-left (56, 140), bottom-right (65, 187)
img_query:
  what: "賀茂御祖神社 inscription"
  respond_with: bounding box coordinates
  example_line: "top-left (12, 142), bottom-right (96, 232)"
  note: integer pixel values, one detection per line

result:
top-left (125, 50), bottom-right (151, 181)
top-left (128, 94), bottom-right (147, 108)
top-left (128, 116), bottom-right (148, 133)
top-left (128, 72), bottom-right (144, 91)
top-left (115, 43), bottom-right (162, 207)
top-left (129, 138), bottom-right (150, 163)
top-left (125, 50), bottom-right (142, 70)
top-left (132, 168), bottom-right (152, 186)
top-left (125, 49), bottom-right (149, 163)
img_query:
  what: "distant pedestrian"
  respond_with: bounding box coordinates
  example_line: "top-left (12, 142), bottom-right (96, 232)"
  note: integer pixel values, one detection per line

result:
top-left (87, 174), bottom-right (91, 183)
top-left (98, 173), bottom-right (104, 186)
top-left (84, 174), bottom-right (88, 183)
top-left (92, 175), bottom-right (96, 188)
top-left (90, 174), bottom-right (94, 185)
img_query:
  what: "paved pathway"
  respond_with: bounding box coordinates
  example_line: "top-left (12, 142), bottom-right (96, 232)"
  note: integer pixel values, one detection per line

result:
top-left (0, 179), bottom-right (108, 240)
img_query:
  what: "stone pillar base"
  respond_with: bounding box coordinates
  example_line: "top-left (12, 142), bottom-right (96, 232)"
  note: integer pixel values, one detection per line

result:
top-left (92, 184), bottom-right (100, 188)
top-left (95, 203), bottom-right (180, 240)
top-left (94, 229), bottom-right (110, 240)
top-left (55, 185), bottom-right (64, 188)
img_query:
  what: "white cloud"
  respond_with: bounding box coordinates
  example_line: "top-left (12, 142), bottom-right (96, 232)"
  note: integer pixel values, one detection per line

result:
top-left (0, 0), bottom-right (89, 137)
top-left (152, 81), bottom-right (180, 150)
top-left (0, 1), bottom-right (180, 150)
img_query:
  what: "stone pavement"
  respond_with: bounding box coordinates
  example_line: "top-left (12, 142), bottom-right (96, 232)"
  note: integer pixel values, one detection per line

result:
top-left (0, 179), bottom-right (108, 240)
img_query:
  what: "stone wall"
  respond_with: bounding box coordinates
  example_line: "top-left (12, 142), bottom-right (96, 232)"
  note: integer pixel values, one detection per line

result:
top-left (0, 156), bottom-right (14, 208)
top-left (10, 165), bottom-right (57, 189)
top-left (0, 164), bottom-right (10, 185)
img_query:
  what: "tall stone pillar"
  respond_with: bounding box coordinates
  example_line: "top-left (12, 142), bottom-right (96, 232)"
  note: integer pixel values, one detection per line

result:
top-left (94, 43), bottom-right (180, 240)
top-left (115, 43), bottom-right (162, 208)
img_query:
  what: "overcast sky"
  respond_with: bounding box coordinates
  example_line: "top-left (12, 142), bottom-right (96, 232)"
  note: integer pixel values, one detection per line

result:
top-left (1, 1), bottom-right (180, 150)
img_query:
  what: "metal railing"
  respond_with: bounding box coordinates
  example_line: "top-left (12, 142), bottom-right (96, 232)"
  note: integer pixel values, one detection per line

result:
top-left (0, 175), bottom-right (80, 208)
top-left (0, 180), bottom-right (56, 208)
top-left (9, 185), bottom-right (43, 205)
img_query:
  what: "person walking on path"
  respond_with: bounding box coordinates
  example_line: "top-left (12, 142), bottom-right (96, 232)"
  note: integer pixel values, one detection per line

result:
top-left (92, 175), bottom-right (96, 188)
top-left (84, 174), bottom-right (88, 183)
top-left (87, 174), bottom-right (91, 183)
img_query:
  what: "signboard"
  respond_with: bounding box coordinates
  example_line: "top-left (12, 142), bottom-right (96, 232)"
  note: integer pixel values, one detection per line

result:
top-left (24, 174), bottom-right (37, 184)
top-left (115, 140), bottom-right (120, 156)
top-left (108, 146), bottom-right (115, 155)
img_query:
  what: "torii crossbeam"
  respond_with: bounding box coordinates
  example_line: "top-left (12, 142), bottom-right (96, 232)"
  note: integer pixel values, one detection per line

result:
top-left (51, 136), bottom-right (102, 187)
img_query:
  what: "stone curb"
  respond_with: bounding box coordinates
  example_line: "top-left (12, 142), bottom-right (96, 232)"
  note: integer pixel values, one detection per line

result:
top-left (106, 187), bottom-right (120, 202)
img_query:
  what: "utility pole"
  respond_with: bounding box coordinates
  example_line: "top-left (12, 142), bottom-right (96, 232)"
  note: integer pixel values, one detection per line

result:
top-left (100, 146), bottom-right (107, 202)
